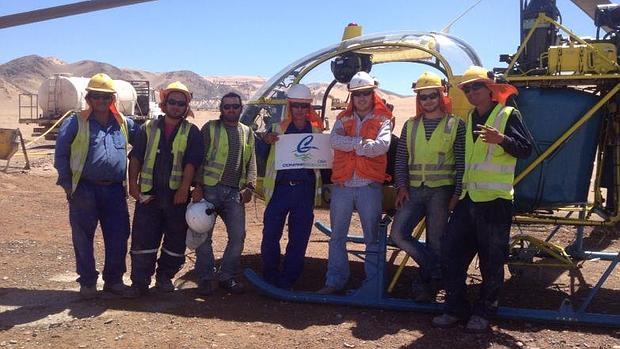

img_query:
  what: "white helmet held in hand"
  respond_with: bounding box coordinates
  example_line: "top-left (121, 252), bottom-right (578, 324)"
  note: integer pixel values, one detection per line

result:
top-left (186, 199), bottom-right (216, 234)
top-left (185, 200), bottom-right (216, 249)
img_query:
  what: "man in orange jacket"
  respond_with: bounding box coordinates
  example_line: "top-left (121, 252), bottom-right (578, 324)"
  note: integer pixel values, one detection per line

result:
top-left (318, 72), bottom-right (392, 294)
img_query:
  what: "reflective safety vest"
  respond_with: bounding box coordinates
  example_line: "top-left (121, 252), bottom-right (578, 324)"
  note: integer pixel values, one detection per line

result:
top-left (460, 104), bottom-right (517, 202)
top-left (263, 122), bottom-right (322, 206)
top-left (202, 120), bottom-right (254, 188)
top-left (331, 113), bottom-right (389, 184)
top-left (139, 118), bottom-right (191, 193)
top-left (70, 111), bottom-right (128, 194)
top-left (406, 115), bottom-right (458, 188)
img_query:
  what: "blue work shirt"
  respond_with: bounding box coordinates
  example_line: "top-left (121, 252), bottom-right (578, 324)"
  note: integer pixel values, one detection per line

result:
top-left (54, 112), bottom-right (137, 190)
top-left (275, 122), bottom-right (316, 184)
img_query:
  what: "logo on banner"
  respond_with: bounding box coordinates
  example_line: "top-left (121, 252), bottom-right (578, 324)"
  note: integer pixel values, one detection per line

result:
top-left (293, 135), bottom-right (318, 161)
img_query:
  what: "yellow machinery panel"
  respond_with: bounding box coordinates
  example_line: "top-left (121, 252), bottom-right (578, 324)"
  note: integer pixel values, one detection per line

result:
top-left (547, 43), bottom-right (618, 74)
top-left (448, 75), bottom-right (473, 121)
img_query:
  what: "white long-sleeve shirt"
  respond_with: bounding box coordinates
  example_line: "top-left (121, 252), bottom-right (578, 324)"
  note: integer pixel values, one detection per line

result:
top-left (330, 111), bottom-right (391, 187)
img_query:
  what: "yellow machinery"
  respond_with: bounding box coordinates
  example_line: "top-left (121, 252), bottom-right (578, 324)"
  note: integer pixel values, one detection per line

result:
top-left (0, 128), bottom-right (30, 171)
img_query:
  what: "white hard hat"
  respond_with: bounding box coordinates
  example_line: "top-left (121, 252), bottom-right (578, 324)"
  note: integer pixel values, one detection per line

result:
top-left (347, 71), bottom-right (377, 92)
top-left (287, 84), bottom-right (312, 101)
top-left (185, 200), bottom-right (216, 234)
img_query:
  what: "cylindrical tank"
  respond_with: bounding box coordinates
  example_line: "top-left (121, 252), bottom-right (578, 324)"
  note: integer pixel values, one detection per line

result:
top-left (38, 75), bottom-right (137, 118)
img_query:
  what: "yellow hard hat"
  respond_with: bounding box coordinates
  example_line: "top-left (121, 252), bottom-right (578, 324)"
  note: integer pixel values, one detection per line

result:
top-left (86, 73), bottom-right (116, 93)
top-left (162, 81), bottom-right (192, 102)
top-left (457, 65), bottom-right (494, 88)
top-left (413, 72), bottom-right (443, 92)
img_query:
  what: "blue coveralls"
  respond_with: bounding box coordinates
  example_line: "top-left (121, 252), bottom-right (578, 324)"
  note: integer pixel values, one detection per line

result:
top-left (259, 122), bottom-right (316, 289)
top-left (128, 117), bottom-right (204, 287)
top-left (54, 113), bottom-right (136, 287)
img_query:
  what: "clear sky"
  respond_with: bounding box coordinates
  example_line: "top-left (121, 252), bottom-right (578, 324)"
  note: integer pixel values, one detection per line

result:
top-left (0, 0), bottom-right (602, 94)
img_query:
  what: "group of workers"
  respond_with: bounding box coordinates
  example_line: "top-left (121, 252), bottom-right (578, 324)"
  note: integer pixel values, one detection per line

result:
top-left (54, 65), bottom-right (531, 332)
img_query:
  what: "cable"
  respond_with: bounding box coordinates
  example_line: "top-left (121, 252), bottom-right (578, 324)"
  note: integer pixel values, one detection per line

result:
top-left (24, 110), bottom-right (73, 149)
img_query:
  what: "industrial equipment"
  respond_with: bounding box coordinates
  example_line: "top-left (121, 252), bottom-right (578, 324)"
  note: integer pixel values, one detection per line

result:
top-left (242, 0), bottom-right (620, 327)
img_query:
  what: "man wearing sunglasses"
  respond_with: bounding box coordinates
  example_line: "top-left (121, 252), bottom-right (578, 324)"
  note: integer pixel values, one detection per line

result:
top-left (318, 71), bottom-right (393, 295)
top-left (259, 84), bottom-right (324, 290)
top-left (390, 71), bottom-right (465, 303)
top-left (54, 73), bottom-right (138, 299)
top-left (192, 92), bottom-right (257, 296)
top-left (433, 66), bottom-right (531, 332)
top-left (124, 81), bottom-right (204, 298)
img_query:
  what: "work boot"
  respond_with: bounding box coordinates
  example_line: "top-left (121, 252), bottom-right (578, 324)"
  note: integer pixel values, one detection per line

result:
top-left (219, 279), bottom-right (245, 295)
top-left (196, 280), bottom-right (215, 296)
top-left (155, 278), bottom-right (175, 293)
top-left (465, 315), bottom-right (490, 333)
top-left (79, 285), bottom-right (98, 300)
top-left (432, 313), bottom-right (460, 328)
top-left (124, 284), bottom-right (149, 298)
top-left (103, 283), bottom-right (130, 296)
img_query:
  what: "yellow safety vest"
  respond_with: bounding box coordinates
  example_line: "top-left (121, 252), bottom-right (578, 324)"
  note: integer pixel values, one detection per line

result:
top-left (69, 112), bottom-right (128, 194)
top-left (460, 104), bottom-right (517, 202)
top-left (406, 115), bottom-right (458, 188)
top-left (263, 123), bottom-right (323, 206)
top-left (202, 120), bottom-right (254, 188)
top-left (140, 118), bottom-right (191, 193)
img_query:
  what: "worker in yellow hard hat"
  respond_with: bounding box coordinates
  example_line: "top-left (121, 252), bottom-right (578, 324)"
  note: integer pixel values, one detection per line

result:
top-left (125, 81), bottom-right (204, 297)
top-left (389, 71), bottom-right (465, 302)
top-left (54, 73), bottom-right (138, 299)
top-left (433, 66), bottom-right (532, 332)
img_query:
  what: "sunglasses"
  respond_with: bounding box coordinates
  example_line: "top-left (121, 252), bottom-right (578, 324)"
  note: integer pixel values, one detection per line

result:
top-left (88, 94), bottom-right (112, 101)
top-left (418, 92), bottom-right (440, 101)
top-left (462, 82), bottom-right (486, 94)
top-left (166, 99), bottom-right (187, 107)
top-left (222, 104), bottom-right (242, 110)
top-left (351, 90), bottom-right (373, 97)
top-left (290, 102), bottom-right (310, 109)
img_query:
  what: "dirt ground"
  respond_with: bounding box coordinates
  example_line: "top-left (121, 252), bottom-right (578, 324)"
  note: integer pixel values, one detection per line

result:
top-left (0, 115), bottom-right (620, 348)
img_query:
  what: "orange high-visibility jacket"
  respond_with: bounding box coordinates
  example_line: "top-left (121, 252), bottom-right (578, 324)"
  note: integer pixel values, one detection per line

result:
top-left (331, 112), bottom-right (390, 184)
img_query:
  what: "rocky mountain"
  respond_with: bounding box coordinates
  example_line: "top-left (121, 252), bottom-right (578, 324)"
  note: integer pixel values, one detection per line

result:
top-left (0, 55), bottom-right (267, 105)
top-left (0, 55), bottom-right (413, 116)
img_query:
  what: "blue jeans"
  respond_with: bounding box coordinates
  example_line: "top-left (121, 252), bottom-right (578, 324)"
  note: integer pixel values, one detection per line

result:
top-left (442, 196), bottom-right (512, 318)
top-left (261, 182), bottom-right (315, 289)
top-left (325, 182), bottom-right (383, 290)
top-left (69, 181), bottom-right (130, 286)
top-left (389, 185), bottom-right (452, 282)
top-left (195, 184), bottom-right (246, 282)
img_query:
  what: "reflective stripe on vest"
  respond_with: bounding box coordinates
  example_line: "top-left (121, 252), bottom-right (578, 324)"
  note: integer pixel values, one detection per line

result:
top-left (140, 119), bottom-right (191, 192)
top-left (70, 112), bottom-right (128, 193)
top-left (406, 115), bottom-right (458, 188)
top-left (263, 123), bottom-right (323, 206)
top-left (460, 104), bottom-right (517, 202)
top-left (202, 120), bottom-right (254, 187)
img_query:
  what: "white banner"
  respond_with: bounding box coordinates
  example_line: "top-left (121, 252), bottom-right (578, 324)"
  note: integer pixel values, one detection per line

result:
top-left (274, 133), bottom-right (333, 170)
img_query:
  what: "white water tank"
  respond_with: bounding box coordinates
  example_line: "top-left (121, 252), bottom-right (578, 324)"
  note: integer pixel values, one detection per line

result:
top-left (38, 75), bottom-right (137, 118)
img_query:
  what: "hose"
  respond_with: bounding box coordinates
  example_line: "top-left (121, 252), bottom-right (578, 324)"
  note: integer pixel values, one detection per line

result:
top-left (24, 110), bottom-right (73, 149)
